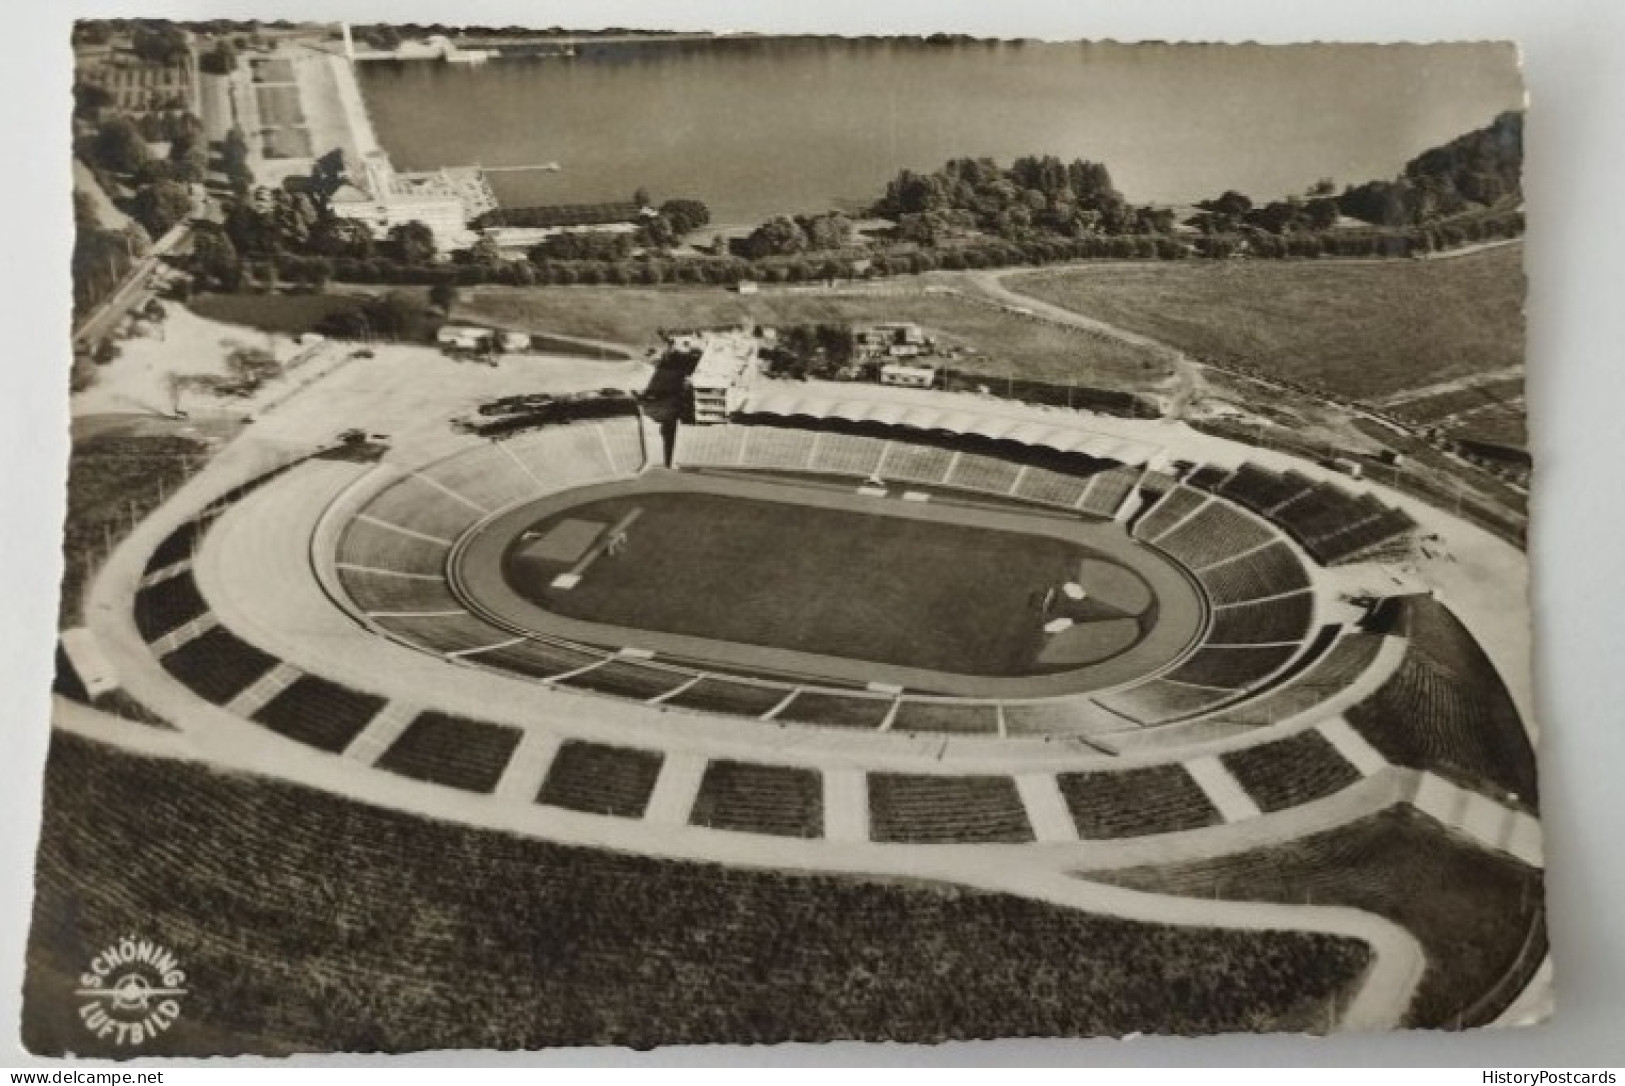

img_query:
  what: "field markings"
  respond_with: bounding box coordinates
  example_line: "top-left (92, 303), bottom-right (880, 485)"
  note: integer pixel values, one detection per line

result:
top-left (335, 562), bottom-right (446, 581)
top-left (644, 752), bottom-right (708, 826)
top-left (1148, 493), bottom-right (1213, 543)
top-left (876, 698), bottom-right (904, 732)
top-left (1263, 482), bottom-right (1318, 516)
top-left (355, 514), bottom-right (453, 547)
top-left (822, 768), bottom-right (870, 842)
top-left (1075, 471), bottom-right (1105, 511)
top-left (1195, 535), bottom-right (1279, 572)
top-left (410, 471), bottom-right (491, 514)
top-left (593, 422), bottom-right (623, 476)
top-left (1184, 755), bottom-right (1263, 823)
top-left (150, 613), bottom-right (220, 657)
top-left (495, 730), bottom-right (564, 803)
top-left (226, 661), bottom-right (302, 719)
top-left (1204, 639), bottom-right (1305, 650)
top-left (343, 701), bottom-right (418, 766)
top-left (555, 508), bottom-right (644, 589)
top-left (545, 658), bottom-right (610, 685)
top-left (760, 688), bottom-right (800, 721)
top-left (1212, 586), bottom-right (1313, 609)
top-left (446, 636), bottom-right (525, 660)
top-left (495, 438), bottom-right (547, 491)
top-left (648, 674), bottom-right (701, 705)
top-left (138, 558), bottom-right (194, 589)
top-left (1014, 773), bottom-right (1080, 843)
top-left (1317, 716), bottom-right (1389, 777)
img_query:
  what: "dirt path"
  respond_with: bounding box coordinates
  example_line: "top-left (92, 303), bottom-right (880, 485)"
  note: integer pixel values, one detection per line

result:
top-left (1375, 366), bottom-right (1526, 409)
top-left (965, 269), bottom-right (1208, 418)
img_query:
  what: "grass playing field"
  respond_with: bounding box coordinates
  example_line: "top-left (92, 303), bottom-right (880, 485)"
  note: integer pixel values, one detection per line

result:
top-left (506, 491), bottom-right (1145, 676)
top-left (1004, 244), bottom-right (1525, 401)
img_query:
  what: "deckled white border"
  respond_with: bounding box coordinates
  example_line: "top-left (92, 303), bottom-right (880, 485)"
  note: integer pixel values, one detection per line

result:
top-left (2, 0), bottom-right (1622, 1068)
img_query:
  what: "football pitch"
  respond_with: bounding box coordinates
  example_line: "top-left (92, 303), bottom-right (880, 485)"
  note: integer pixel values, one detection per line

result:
top-left (502, 489), bottom-right (1152, 677)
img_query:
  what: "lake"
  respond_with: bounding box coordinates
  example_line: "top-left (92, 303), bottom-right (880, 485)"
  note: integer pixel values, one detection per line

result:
top-left (355, 37), bottom-right (1522, 225)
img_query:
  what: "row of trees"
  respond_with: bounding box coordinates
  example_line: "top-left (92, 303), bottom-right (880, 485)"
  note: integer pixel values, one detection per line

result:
top-left (195, 203), bottom-right (1523, 302)
top-left (872, 155), bottom-right (1170, 243)
top-left (738, 212), bottom-right (854, 258)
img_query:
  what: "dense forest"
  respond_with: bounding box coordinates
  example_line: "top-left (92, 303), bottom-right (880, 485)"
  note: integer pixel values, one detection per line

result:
top-left (1339, 111), bottom-right (1523, 228)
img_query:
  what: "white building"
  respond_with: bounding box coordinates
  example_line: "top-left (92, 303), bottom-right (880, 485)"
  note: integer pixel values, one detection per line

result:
top-left (880, 361), bottom-right (939, 389)
top-left (437, 324), bottom-right (493, 351)
top-left (329, 152), bottom-right (497, 253)
top-left (682, 330), bottom-right (760, 424)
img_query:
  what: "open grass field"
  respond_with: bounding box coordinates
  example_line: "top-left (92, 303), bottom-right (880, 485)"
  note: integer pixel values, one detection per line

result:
top-left (510, 492), bottom-right (1106, 675)
top-left (458, 285), bottom-right (1169, 388)
top-left (1006, 245), bottom-right (1525, 401)
top-left (1092, 805), bottom-right (1545, 1028)
top-left (24, 733), bottom-right (1372, 1054)
top-left (188, 292), bottom-right (366, 337)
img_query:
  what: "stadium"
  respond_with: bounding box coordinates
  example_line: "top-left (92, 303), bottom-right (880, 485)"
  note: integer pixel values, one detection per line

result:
top-left (32, 344), bottom-right (1545, 1050)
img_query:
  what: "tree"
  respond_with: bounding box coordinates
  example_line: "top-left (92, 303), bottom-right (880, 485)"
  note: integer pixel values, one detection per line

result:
top-left (658, 199), bottom-right (710, 236)
top-left (428, 282), bottom-right (459, 313)
top-left (464, 235), bottom-right (504, 267)
top-left (223, 201), bottom-right (280, 256)
top-left (221, 127), bottom-right (254, 195)
top-left (802, 211), bottom-right (852, 251)
top-left (632, 187), bottom-right (652, 209)
top-left (308, 149), bottom-right (350, 209)
top-left (132, 180), bottom-right (193, 238)
top-left (1305, 197), bottom-right (1340, 232)
top-left (190, 224), bottom-right (242, 290)
top-left (364, 291), bottom-right (436, 341)
top-left (74, 20), bottom-right (114, 46)
top-left (73, 82), bottom-right (114, 119)
top-left (224, 345), bottom-right (281, 389)
top-left (168, 124), bottom-right (209, 184)
top-left (131, 22), bottom-right (189, 66)
top-left (528, 231), bottom-right (632, 262)
top-left (91, 116), bottom-right (152, 175)
top-left (1199, 190), bottom-right (1254, 218)
top-left (634, 215), bottom-right (677, 250)
top-left (741, 216), bottom-right (808, 259)
top-left (386, 221), bottom-right (436, 264)
top-left (199, 38), bottom-right (238, 75)
top-left (308, 215), bottom-right (374, 260)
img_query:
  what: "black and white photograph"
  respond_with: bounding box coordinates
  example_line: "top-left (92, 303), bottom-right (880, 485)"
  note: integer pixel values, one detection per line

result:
top-left (10, 5), bottom-right (1590, 1062)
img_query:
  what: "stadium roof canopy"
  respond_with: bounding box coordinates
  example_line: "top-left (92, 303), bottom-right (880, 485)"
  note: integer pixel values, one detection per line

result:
top-left (738, 388), bottom-right (1163, 466)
